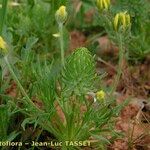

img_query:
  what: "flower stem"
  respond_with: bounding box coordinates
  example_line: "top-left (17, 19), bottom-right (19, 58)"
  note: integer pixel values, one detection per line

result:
top-left (0, 0), bottom-right (8, 35)
top-left (4, 56), bottom-right (41, 111)
top-left (59, 23), bottom-right (65, 66)
top-left (110, 34), bottom-right (124, 95)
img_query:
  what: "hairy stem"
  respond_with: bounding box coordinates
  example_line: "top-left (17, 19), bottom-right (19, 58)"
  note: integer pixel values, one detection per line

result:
top-left (4, 56), bottom-right (41, 111)
top-left (59, 23), bottom-right (65, 66)
top-left (110, 34), bottom-right (124, 95)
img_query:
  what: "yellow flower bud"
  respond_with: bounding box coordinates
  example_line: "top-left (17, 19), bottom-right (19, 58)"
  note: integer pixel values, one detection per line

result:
top-left (103, 0), bottom-right (108, 10)
top-left (96, 90), bottom-right (106, 101)
top-left (55, 5), bottom-right (68, 24)
top-left (122, 13), bottom-right (126, 30)
top-left (126, 14), bottom-right (131, 26)
top-left (96, 0), bottom-right (110, 11)
top-left (0, 36), bottom-right (7, 54)
top-left (106, 0), bottom-right (110, 6)
top-left (114, 13), bottom-right (119, 31)
top-left (114, 11), bottom-right (131, 31)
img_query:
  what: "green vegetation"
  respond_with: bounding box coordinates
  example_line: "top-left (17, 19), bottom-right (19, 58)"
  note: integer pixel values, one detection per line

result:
top-left (0, 0), bottom-right (149, 150)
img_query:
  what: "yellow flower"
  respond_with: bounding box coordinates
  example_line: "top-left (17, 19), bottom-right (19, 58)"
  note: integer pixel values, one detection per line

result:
top-left (96, 0), bottom-right (110, 11)
top-left (114, 11), bottom-right (131, 31)
top-left (96, 90), bottom-right (106, 101)
top-left (0, 36), bottom-right (7, 54)
top-left (55, 5), bottom-right (68, 24)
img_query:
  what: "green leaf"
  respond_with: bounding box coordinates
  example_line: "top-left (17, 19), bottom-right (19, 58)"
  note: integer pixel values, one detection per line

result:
top-left (25, 36), bottom-right (38, 50)
top-left (7, 131), bottom-right (20, 142)
top-left (0, 66), bottom-right (2, 88)
top-left (0, 105), bottom-right (9, 140)
top-left (62, 47), bottom-right (97, 97)
top-left (27, 0), bottom-right (35, 7)
top-left (92, 134), bottom-right (111, 144)
top-left (21, 118), bottom-right (36, 131)
top-left (32, 59), bottom-right (57, 112)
